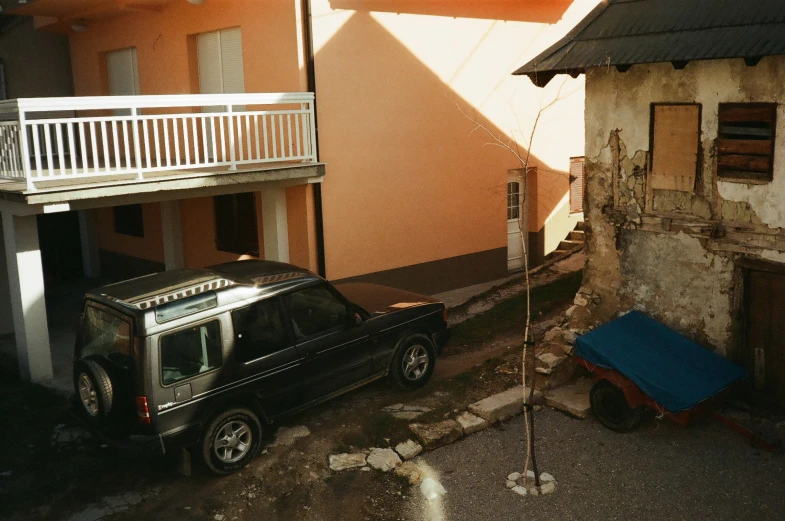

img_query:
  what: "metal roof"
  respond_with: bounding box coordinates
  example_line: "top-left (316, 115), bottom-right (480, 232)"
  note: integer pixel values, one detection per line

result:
top-left (514, 0), bottom-right (785, 86)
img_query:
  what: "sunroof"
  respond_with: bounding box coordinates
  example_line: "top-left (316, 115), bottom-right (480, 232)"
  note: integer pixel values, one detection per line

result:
top-left (155, 292), bottom-right (218, 323)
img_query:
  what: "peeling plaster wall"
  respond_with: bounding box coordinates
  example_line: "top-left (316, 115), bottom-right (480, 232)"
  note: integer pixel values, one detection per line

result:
top-left (581, 57), bottom-right (785, 356)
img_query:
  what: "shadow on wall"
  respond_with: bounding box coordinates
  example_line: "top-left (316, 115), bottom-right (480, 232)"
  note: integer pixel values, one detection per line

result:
top-left (315, 5), bottom-right (575, 292)
top-left (330, 0), bottom-right (571, 23)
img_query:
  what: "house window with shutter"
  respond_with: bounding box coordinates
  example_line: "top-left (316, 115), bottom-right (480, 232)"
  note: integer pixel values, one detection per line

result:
top-left (650, 104), bottom-right (701, 194)
top-left (717, 103), bottom-right (776, 182)
top-left (214, 193), bottom-right (259, 256)
top-left (569, 157), bottom-right (585, 213)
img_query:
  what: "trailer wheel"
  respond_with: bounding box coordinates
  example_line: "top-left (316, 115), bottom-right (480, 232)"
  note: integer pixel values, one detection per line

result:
top-left (590, 380), bottom-right (642, 432)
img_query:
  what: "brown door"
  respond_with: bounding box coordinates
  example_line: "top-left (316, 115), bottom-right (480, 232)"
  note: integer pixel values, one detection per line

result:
top-left (744, 269), bottom-right (785, 405)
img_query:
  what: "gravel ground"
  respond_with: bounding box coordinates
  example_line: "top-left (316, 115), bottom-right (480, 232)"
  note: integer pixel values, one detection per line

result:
top-left (413, 410), bottom-right (785, 521)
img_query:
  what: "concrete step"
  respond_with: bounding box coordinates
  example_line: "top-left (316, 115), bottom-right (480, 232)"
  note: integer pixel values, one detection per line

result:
top-left (575, 221), bottom-right (586, 231)
top-left (558, 239), bottom-right (583, 250)
top-left (544, 249), bottom-right (570, 262)
top-left (543, 377), bottom-right (593, 419)
top-left (568, 229), bottom-right (585, 242)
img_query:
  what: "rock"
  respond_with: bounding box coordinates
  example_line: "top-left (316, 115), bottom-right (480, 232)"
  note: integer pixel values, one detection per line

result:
top-left (455, 412), bottom-right (488, 435)
top-left (214, 515), bottom-right (225, 521)
top-left (511, 486), bottom-right (528, 496)
top-left (409, 420), bottom-right (463, 449)
top-left (537, 352), bottom-right (566, 369)
top-left (269, 425), bottom-right (310, 447)
top-left (328, 453), bottom-right (367, 471)
top-left (366, 448), bottom-right (402, 472)
top-left (383, 404), bottom-right (432, 420)
top-left (394, 440), bottom-right (423, 461)
top-left (468, 386), bottom-right (542, 423)
top-left (565, 305), bottom-right (577, 318)
top-left (540, 482), bottom-right (557, 495)
top-left (562, 330), bottom-right (578, 345)
top-left (526, 470), bottom-right (536, 479)
top-left (506, 480), bottom-right (517, 489)
top-left (543, 327), bottom-right (563, 343)
top-left (540, 472), bottom-right (556, 483)
top-left (543, 377), bottom-right (593, 419)
top-left (574, 294), bottom-right (589, 307)
top-left (507, 472), bottom-right (522, 481)
top-left (394, 461), bottom-right (424, 486)
top-left (361, 466), bottom-right (371, 471)
top-left (722, 409), bottom-right (751, 423)
top-left (51, 425), bottom-right (91, 445)
top-left (0, 471), bottom-right (11, 477)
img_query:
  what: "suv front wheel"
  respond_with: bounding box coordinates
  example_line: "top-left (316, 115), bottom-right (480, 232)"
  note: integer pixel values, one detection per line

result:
top-left (202, 407), bottom-right (263, 475)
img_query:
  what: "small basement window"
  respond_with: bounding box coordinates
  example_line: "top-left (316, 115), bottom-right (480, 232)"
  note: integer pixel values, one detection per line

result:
top-left (214, 193), bottom-right (259, 256)
top-left (717, 103), bottom-right (776, 182)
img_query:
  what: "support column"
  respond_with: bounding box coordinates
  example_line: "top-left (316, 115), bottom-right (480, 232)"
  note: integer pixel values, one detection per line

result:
top-left (0, 224), bottom-right (12, 335)
top-left (78, 210), bottom-right (101, 278)
top-left (2, 212), bottom-right (53, 383)
top-left (161, 200), bottom-right (185, 270)
top-left (262, 187), bottom-right (290, 263)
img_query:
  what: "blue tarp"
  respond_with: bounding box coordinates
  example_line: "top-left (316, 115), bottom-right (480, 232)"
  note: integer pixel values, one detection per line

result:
top-left (574, 311), bottom-right (748, 413)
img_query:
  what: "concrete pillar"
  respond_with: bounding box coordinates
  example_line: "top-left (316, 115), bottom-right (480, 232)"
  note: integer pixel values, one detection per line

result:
top-left (78, 210), bottom-right (101, 278)
top-left (262, 187), bottom-right (290, 263)
top-left (1, 212), bottom-right (53, 383)
top-left (161, 200), bottom-right (185, 270)
top-left (0, 224), bottom-right (12, 335)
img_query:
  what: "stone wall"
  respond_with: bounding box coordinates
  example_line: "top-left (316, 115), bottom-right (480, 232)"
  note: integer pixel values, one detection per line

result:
top-left (576, 57), bottom-right (785, 357)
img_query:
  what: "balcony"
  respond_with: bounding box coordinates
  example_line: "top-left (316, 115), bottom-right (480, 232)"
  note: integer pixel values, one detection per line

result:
top-left (0, 92), bottom-right (317, 192)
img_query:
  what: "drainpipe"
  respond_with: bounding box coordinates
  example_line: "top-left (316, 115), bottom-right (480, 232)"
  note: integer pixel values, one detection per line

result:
top-left (302, 0), bottom-right (327, 278)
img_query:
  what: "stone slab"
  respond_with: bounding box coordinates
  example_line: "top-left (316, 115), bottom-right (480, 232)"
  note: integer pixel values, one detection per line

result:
top-left (409, 420), bottom-right (463, 449)
top-left (366, 448), bottom-right (402, 472)
top-left (394, 439), bottom-right (423, 461)
top-left (455, 411), bottom-right (489, 435)
top-left (328, 453), bottom-right (367, 471)
top-left (468, 386), bottom-right (542, 423)
top-left (395, 461), bottom-right (425, 486)
top-left (543, 377), bottom-right (593, 419)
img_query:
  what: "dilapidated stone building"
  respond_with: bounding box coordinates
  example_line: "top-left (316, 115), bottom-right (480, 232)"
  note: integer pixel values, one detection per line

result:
top-left (516, 0), bottom-right (785, 404)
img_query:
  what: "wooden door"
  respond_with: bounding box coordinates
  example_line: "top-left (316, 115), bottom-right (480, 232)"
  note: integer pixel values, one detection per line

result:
top-left (745, 269), bottom-right (785, 405)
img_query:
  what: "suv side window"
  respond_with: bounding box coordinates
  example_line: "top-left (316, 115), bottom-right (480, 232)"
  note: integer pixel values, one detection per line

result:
top-left (231, 297), bottom-right (289, 363)
top-left (160, 320), bottom-right (222, 386)
top-left (285, 285), bottom-right (352, 340)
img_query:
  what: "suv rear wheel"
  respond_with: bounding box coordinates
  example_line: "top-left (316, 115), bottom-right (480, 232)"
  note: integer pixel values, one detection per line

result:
top-left (202, 407), bottom-right (262, 475)
top-left (73, 359), bottom-right (114, 419)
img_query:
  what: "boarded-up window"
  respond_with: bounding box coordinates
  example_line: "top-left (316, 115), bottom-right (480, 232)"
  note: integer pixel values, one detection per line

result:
top-left (717, 103), bottom-right (776, 182)
top-left (569, 157), bottom-right (585, 213)
top-left (650, 104), bottom-right (701, 192)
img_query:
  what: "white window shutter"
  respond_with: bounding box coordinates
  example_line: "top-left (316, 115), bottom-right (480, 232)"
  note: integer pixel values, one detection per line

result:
top-left (107, 48), bottom-right (139, 96)
top-left (197, 30), bottom-right (223, 95)
top-left (219, 27), bottom-right (245, 94)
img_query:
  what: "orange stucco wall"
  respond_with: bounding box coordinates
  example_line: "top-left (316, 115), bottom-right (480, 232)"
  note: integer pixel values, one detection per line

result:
top-left (311, 0), bottom-right (591, 279)
top-left (95, 202), bottom-right (164, 263)
top-left (67, 0), bottom-right (302, 97)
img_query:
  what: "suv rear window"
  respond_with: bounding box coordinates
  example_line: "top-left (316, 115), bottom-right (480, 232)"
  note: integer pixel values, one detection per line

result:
top-left (160, 320), bottom-right (222, 386)
top-left (80, 305), bottom-right (133, 368)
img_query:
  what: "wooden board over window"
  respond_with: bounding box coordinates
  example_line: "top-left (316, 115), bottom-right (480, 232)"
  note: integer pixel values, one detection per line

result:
top-left (569, 156), bottom-right (585, 213)
top-left (650, 104), bottom-right (701, 192)
top-left (717, 103), bottom-right (776, 182)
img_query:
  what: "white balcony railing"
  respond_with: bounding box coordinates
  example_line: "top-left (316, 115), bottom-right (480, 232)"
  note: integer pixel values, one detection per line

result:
top-left (0, 92), bottom-right (317, 191)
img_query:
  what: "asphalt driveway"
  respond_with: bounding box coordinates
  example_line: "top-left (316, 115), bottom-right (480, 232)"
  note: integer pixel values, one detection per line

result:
top-left (413, 410), bottom-right (785, 521)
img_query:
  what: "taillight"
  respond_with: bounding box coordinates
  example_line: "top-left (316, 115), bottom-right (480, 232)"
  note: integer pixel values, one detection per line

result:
top-left (136, 396), bottom-right (151, 424)
top-left (442, 307), bottom-right (448, 323)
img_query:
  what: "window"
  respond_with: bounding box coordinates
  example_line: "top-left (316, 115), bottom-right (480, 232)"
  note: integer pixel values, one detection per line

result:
top-left (114, 204), bottom-right (144, 237)
top-left (80, 305), bottom-right (133, 368)
top-left (507, 182), bottom-right (520, 220)
top-left (197, 28), bottom-right (245, 95)
top-left (214, 193), bottom-right (259, 256)
top-left (717, 103), bottom-right (776, 182)
top-left (156, 292), bottom-right (218, 323)
top-left (231, 298), bottom-right (289, 363)
top-left (160, 320), bottom-right (222, 385)
top-left (650, 104), bottom-right (701, 193)
top-left (285, 285), bottom-right (352, 339)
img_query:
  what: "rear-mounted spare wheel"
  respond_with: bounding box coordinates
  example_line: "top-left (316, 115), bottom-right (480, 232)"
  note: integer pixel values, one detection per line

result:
top-left (74, 359), bottom-right (114, 419)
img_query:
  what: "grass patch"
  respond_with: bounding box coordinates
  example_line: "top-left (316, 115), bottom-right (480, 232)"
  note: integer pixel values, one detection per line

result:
top-left (450, 270), bottom-right (583, 346)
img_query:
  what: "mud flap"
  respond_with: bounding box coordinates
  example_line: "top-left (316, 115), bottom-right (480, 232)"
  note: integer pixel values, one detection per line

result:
top-left (178, 447), bottom-right (192, 477)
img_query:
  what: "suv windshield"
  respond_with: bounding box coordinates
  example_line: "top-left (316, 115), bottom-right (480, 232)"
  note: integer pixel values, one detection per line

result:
top-left (80, 304), bottom-right (133, 369)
